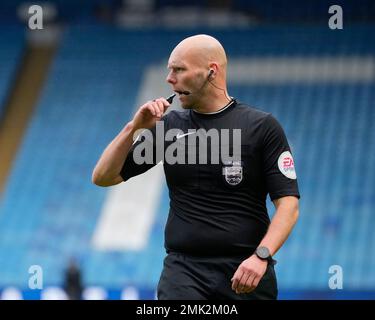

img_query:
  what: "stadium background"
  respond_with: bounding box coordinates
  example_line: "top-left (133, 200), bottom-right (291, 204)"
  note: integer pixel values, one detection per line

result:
top-left (0, 0), bottom-right (374, 300)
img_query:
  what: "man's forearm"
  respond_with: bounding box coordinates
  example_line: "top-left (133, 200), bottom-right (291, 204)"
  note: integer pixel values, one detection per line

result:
top-left (258, 196), bottom-right (299, 256)
top-left (92, 121), bottom-right (136, 186)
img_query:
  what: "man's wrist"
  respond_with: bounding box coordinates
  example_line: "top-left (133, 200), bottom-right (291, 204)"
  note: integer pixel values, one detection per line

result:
top-left (121, 121), bottom-right (140, 140)
top-left (124, 120), bottom-right (136, 133)
top-left (254, 254), bottom-right (268, 264)
top-left (255, 246), bottom-right (276, 265)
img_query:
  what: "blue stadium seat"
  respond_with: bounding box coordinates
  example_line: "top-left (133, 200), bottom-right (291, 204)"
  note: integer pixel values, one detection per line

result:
top-left (0, 25), bottom-right (374, 298)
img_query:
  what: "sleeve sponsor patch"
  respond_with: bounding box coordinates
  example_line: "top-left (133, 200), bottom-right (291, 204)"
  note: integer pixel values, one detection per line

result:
top-left (277, 151), bottom-right (297, 179)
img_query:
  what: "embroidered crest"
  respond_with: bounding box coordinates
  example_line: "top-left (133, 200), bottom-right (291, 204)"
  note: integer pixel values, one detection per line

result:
top-left (222, 161), bottom-right (243, 186)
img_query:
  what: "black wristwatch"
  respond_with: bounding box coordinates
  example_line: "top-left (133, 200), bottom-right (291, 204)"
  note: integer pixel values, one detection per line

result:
top-left (255, 246), bottom-right (277, 265)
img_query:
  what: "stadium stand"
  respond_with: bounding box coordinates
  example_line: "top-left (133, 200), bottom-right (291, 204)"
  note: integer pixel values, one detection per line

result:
top-left (0, 26), bottom-right (24, 119)
top-left (0, 1), bottom-right (374, 300)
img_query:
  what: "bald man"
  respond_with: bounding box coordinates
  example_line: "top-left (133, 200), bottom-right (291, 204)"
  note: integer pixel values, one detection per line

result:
top-left (92, 34), bottom-right (300, 300)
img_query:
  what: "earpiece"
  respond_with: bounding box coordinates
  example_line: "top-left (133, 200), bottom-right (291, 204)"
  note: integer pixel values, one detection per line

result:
top-left (208, 69), bottom-right (214, 78)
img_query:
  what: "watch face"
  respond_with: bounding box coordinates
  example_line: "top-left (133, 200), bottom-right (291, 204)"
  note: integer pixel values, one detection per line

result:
top-left (256, 247), bottom-right (270, 259)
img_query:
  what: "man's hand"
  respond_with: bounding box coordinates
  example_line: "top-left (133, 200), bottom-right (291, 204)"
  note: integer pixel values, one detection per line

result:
top-left (231, 255), bottom-right (268, 294)
top-left (131, 97), bottom-right (170, 131)
top-left (92, 97), bottom-right (170, 187)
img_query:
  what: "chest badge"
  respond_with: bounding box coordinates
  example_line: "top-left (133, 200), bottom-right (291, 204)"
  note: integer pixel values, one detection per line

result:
top-left (222, 161), bottom-right (243, 186)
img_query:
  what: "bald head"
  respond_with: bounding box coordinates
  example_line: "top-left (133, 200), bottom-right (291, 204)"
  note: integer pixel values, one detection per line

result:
top-left (169, 34), bottom-right (227, 73)
top-left (166, 34), bottom-right (230, 112)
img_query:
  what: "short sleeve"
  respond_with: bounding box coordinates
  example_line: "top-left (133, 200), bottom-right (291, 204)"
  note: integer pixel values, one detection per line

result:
top-left (262, 114), bottom-right (300, 201)
top-left (120, 126), bottom-right (157, 182)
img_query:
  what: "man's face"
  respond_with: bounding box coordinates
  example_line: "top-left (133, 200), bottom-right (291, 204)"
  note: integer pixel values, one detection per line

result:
top-left (166, 49), bottom-right (207, 109)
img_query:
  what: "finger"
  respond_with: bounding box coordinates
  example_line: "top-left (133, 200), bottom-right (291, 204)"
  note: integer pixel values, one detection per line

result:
top-left (155, 100), bottom-right (164, 118)
top-left (230, 269), bottom-right (241, 290)
top-left (149, 101), bottom-right (159, 118)
top-left (147, 103), bottom-right (157, 116)
top-left (233, 272), bottom-right (244, 293)
top-left (141, 101), bottom-right (155, 116)
top-left (139, 104), bottom-right (152, 117)
top-left (160, 97), bottom-right (171, 108)
top-left (153, 100), bottom-right (165, 117)
top-left (243, 287), bottom-right (255, 294)
top-left (236, 273), bottom-right (249, 294)
top-left (156, 98), bottom-right (171, 113)
top-left (231, 278), bottom-right (239, 292)
top-left (231, 271), bottom-right (242, 291)
top-left (231, 270), bottom-right (238, 284)
top-left (243, 273), bottom-right (257, 293)
top-left (237, 273), bottom-right (251, 294)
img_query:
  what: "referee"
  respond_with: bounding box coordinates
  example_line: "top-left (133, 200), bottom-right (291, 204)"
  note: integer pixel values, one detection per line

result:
top-left (92, 34), bottom-right (300, 300)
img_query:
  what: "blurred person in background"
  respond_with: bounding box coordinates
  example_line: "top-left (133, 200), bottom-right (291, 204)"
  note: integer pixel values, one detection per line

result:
top-left (63, 257), bottom-right (83, 300)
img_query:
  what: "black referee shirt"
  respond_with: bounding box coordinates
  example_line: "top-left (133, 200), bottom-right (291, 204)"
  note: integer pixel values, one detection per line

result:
top-left (121, 99), bottom-right (300, 256)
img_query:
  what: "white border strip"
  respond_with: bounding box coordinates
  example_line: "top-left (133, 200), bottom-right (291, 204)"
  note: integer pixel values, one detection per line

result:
top-left (228, 57), bottom-right (375, 83)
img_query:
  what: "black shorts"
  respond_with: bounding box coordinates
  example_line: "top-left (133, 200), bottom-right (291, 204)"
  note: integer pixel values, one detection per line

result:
top-left (157, 252), bottom-right (278, 300)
